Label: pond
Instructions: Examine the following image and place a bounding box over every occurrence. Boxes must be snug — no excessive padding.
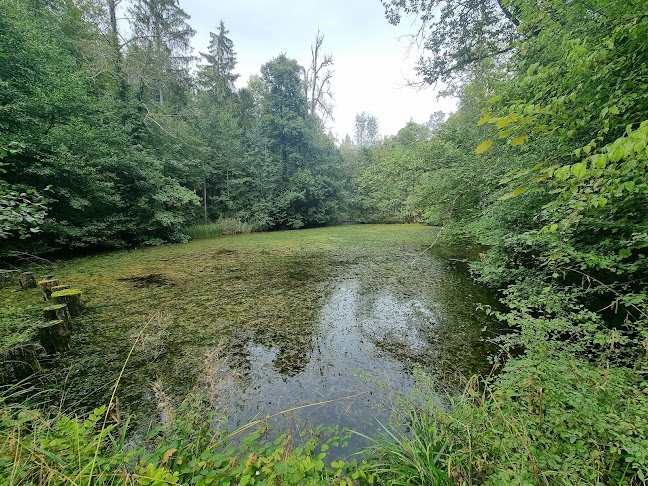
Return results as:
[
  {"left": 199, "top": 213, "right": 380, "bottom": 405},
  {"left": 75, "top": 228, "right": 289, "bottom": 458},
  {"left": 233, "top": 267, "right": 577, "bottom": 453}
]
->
[{"left": 1, "top": 225, "right": 503, "bottom": 450}]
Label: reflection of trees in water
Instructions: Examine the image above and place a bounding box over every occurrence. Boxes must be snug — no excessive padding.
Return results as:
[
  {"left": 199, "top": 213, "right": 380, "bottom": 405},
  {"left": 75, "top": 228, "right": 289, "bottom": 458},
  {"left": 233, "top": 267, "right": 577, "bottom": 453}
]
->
[{"left": 344, "top": 252, "right": 502, "bottom": 382}]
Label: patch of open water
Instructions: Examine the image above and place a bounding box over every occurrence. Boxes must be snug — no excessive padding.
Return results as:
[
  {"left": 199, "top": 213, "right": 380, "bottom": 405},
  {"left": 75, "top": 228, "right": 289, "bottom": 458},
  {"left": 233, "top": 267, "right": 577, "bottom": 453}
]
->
[{"left": 216, "top": 248, "right": 503, "bottom": 450}]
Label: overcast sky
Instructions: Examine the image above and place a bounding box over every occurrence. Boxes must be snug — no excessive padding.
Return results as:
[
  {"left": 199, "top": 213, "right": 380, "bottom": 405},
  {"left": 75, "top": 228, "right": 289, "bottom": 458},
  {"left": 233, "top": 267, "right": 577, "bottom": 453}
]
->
[{"left": 179, "top": 0, "right": 457, "bottom": 140}]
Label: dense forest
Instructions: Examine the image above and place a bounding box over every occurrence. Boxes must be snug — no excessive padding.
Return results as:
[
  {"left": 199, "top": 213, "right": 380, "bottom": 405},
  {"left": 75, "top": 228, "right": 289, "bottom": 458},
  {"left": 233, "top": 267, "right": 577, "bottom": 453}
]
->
[
  {"left": 2, "top": 0, "right": 648, "bottom": 484},
  {"left": 1, "top": 0, "right": 348, "bottom": 253}
]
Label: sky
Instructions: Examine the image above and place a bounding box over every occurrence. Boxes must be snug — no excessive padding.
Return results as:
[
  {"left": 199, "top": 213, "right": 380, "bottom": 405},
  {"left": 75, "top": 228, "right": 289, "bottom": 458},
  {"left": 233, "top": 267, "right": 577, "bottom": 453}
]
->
[{"left": 179, "top": 0, "right": 457, "bottom": 140}]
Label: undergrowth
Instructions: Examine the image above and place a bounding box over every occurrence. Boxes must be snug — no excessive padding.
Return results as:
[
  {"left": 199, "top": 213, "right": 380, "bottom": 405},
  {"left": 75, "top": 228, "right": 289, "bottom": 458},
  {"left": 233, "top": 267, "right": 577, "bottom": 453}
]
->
[
  {"left": 185, "top": 218, "right": 258, "bottom": 240},
  {"left": 0, "top": 395, "right": 374, "bottom": 486}
]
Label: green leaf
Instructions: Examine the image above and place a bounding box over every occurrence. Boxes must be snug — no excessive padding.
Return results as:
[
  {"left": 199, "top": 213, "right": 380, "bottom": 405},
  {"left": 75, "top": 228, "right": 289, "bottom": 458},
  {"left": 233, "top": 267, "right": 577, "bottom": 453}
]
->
[
  {"left": 477, "top": 114, "right": 491, "bottom": 125},
  {"left": 624, "top": 181, "right": 635, "bottom": 191},
  {"left": 498, "top": 187, "right": 526, "bottom": 200},
  {"left": 570, "top": 162, "right": 587, "bottom": 179},
  {"left": 512, "top": 135, "right": 527, "bottom": 146},
  {"left": 476, "top": 140, "right": 493, "bottom": 153},
  {"left": 497, "top": 117, "right": 513, "bottom": 128}
]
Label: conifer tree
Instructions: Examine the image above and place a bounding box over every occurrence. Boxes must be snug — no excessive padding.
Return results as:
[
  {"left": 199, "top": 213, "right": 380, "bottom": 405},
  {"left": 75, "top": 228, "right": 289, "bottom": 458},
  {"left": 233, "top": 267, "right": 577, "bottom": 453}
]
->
[
  {"left": 127, "top": 0, "right": 195, "bottom": 107},
  {"left": 198, "top": 20, "right": 239, "bottom": 105}
]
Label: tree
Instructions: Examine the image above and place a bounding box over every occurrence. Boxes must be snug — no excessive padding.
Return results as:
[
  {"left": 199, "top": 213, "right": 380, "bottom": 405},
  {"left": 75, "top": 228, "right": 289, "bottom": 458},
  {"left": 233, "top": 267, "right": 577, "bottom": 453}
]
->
[
  {"left": 127, "top": 0, "right": 195, "bottom": 107},
  {"left": 260, "top": 54, "right": 310, "bottom": 181},
  {"left": 197, "top": 20, "right": 239, "bottom": 106},
  {"left": 381, "top": 0, "right": 521, "bottom": 85},
  {"left": 353, "top": 112, "right": 381, "bottom": 148},
  {"left": 304, "top": 29, "right": 334, "bottom": 126},
  {"left": 255, "top": 54, "right": 342, "bottom": 229}
]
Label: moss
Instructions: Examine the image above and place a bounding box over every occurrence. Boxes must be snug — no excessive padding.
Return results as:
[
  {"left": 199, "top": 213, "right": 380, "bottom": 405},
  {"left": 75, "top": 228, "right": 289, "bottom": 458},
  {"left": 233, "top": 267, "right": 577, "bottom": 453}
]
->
[
  {"left": 51, "top": 289, "right": 82, "bottom": 298},
  {"left": 37, "top": 279, "right": 58, "bottom": 286},
  {"left": 42, "top": 319, "right": 65, "bottom": 328},
  {"left": 44, "top": 304, "right": 67, "bottom": 311}
]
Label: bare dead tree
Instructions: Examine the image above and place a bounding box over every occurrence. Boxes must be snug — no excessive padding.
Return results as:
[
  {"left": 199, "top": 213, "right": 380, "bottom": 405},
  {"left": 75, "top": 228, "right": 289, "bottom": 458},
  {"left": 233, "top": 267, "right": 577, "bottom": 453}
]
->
[{"left": 305, "top": 29, "right": 335, "bottom": 127}]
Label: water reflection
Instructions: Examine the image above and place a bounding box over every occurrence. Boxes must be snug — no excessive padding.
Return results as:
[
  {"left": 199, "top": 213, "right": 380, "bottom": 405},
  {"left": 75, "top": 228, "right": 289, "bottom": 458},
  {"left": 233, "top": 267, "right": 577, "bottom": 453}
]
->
[{"left": 221, "top": 250, "right": 502, "bottom": 442}]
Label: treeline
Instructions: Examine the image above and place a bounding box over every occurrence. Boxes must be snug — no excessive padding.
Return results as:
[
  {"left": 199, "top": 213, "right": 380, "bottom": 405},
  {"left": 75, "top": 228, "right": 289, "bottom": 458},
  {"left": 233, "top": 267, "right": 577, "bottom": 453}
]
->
[{"left": 0, "top": 0, "right": 348, "bottom": 254}]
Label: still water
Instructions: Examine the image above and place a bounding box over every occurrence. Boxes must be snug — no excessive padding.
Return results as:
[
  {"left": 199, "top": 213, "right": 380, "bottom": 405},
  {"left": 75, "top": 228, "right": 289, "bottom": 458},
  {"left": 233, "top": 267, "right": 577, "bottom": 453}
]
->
[
  {"left": 208, "top": 239, "right": 502, "bottom": 442},
  {"left": 38, "top": 226, "right": 502, "bottom": 449}
]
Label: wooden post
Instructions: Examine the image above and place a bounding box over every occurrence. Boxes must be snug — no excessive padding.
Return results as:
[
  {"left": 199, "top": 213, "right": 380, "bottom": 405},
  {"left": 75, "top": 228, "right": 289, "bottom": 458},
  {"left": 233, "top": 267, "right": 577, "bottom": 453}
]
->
[
  {"left": 19, "top": 272, "right": 37, "bottom": 289},
  {"left": 52, "top": 289, "right": 84, "bottom": 316},
  {"left": 0, "top": 270, "right": 18, "bottom": 288},
  {"left": 37, "top": 279, "right": 60, "bottom": 301},
  {"left": 8, "top": 343, "right": 42, "bottom": 380},
  {"left": 39, "top": 320, "right": 71, "bottom": 355},
  {"left": 44, "top": 304, "right": 72, "bottom": 327},
  {"left": 40, "top": 274, "right": 54, "bottom": 281},
  {"left": 51, "top": 284, "right": 71, "bottom": 293}
]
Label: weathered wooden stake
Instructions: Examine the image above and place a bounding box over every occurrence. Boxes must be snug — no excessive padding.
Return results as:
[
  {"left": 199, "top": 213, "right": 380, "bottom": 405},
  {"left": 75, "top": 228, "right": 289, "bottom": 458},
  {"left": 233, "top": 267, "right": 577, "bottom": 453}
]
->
[
  {"left": 0, "top": 270, "right": 18, "bottom": 288},
  {"left": 8, "top": 342, "right": 42, "bottom": 380},
  {"left": 52, "top": 289, "right": 84, "bottom": 316},
  {"left": 19, "top": 272, "right": 37, "bottom": 289},
  {"left": 51, "top": 284, "right": 71, "bottom": 293},
  {"left": 44, "top": 303, "right": 72, "bottom": 327},
  {"left": 38, "top": 320, "right": 71, "bottom": 355},
  {"left": 37, "top": 279, "right": 60, "bottom": 301}
]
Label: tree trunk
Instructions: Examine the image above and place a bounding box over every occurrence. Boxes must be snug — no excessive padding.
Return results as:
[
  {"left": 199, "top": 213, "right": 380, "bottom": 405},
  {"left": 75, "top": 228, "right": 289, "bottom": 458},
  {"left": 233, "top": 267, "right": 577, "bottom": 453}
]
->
[
  {"left": 37, "top": 279, "right": 60, "bottom": 301},
  {"left": 8, "top": 342, "right": 42, "bottom": 380},
  {"left": 44, "top": 304, "right": 72, "bottom": 327},
  {"left": 52, "top": 289, "right": 84, "bottom": 316},
  {"left": 19, "top": 272, "right": 37, "bottom": 289},
  {"left": 39, "top": 320, "right": 71, "bottom": 355},
  {"left": 204, "top": 177, "right": 208, "bottom": 223}
]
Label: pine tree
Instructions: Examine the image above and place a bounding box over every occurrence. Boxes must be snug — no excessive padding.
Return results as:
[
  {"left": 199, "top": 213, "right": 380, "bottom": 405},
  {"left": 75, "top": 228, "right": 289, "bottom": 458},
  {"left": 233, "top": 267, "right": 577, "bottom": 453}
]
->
[
  {"left": 127, "top": 0, "right": 195, "bottom": 107},
  {"left": 197, "top": 20, "right": 239, "bottom": 105}
]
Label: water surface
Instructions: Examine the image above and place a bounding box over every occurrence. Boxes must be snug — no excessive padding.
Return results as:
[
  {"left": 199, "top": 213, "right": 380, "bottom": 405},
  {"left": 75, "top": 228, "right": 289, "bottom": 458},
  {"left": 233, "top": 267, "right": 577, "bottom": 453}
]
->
[{"left": 4, "top": 225, "right": 502, "bottom": 448}]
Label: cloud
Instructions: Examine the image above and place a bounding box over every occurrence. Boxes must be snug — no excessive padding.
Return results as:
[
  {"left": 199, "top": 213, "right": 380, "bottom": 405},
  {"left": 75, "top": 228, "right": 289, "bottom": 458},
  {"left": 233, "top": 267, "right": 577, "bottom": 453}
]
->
[{"left": 181, "top": 0, "right": 457, "bottom": 138}]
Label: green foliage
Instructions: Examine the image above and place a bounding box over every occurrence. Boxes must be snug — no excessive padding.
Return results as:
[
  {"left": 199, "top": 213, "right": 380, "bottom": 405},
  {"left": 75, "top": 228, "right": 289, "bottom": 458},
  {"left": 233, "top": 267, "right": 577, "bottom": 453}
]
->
[
  {"left": 375, "top": 0, "right": 648, "bottom": 484},
  {"left": 377, "top": 360, "right": 648, "bottom": 485},
  {"left": 0, "top": 1, "right": 347, "bottom": 255},
  {"left": 185, "top": 219, "right": 259, "bottom": 239},
  {"left": 0, "top": 398, "right": 374, "bottom": 486},
  {"left": 0, "top": 138, "right": 48, "bottom": 240},
  {"left": 360, "top": 407, "right": 452, "bottom": 485}
]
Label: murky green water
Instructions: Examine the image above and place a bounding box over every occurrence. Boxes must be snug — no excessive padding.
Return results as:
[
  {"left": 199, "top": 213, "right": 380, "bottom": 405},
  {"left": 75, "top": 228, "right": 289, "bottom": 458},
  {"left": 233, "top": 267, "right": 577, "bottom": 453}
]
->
[
  {"left": 2, "top": 225, "right": 503, "bottom": 450},
  {"left": 216, "top": 240, "right": 502, "bottom": 444}
]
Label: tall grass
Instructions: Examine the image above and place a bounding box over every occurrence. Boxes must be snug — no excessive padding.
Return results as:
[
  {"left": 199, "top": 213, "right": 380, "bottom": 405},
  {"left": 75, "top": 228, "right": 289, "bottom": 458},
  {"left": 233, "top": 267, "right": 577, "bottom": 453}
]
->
[
  {"left": 359, "top": 408, "right": 453, "bottom": 485},
  {"left": 184, "top": 218, "right": 258, "bottom": 240}
]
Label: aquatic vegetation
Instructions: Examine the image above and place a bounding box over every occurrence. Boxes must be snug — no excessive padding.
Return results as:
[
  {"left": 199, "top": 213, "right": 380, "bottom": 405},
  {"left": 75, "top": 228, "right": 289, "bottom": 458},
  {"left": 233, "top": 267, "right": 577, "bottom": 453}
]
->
[{"left": 0, "top": 225, "right": 500, "bottom": 436}]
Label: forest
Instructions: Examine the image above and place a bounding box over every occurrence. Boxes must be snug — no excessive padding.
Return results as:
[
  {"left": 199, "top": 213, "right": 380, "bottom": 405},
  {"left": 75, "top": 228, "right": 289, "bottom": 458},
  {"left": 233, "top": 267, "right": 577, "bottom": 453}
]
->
[{"left": 1, "top": 0, "right": 648, "bottom": 484}]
